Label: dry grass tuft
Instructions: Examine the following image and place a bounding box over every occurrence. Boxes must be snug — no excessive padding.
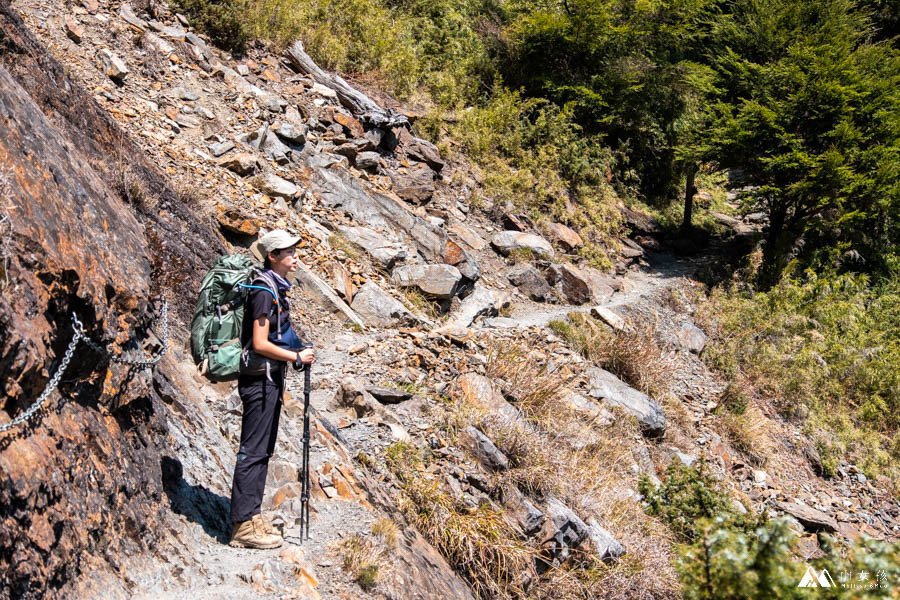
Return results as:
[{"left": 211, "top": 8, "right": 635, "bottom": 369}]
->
[
  {"left": 327, "top": 232, "right": 364, "bottom": 262},
  {"left": 112, "top": 159, "right": 155, "bottom": 210},
  {"left": 480, "top": 336, "right": 679, "bottom": 597},
  {"left": 338, "top": 518, "right": 401, "bottom": 592},
  {"left": 384, "top": 441, "right": 535, "bottom": 599},
  {"left": 337, "top": 533, "right": 390, "bottom": 591},
  {"left": 174, "top": 182, "right": 205, "bottom": 207},
  {"left": 371, "top": 517, "right": 400, "bottom": 548},
  {"left": 401, "top": 287, "right": 442, "bottom": 321},
  {"left": 550, "top": 313, "right": 673, "bottom": 397},
  {"left": 716, "top": 403, "right": 774, "bottom": 467},
  {"left": 507, "top": 247, "right": 537, "bottom": 264},
  {"left": 438, "top": 392, "right": 486, "bottom": 439},
  {"left": 485, "top": 341, "right": 577, "bottom": 425}
]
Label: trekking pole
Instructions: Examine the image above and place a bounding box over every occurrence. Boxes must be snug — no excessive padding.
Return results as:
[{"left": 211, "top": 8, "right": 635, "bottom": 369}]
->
[{"left": 298, "top": 343, "right": 314, "bottom": 542}]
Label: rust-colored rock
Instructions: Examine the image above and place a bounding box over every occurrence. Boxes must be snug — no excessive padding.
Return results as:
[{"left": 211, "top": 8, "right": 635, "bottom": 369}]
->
[
  {"left": 0, "top": 4, "right": 223, "bottom": 597},
  {"left": 333, "top": 111, "right": 365, "bottom": 138},
  {"left": 216, "top": 206, "right": 261, "bottom": 236},
  {"left": 546, "top": 222, "right": 583, "bottom": 252}
]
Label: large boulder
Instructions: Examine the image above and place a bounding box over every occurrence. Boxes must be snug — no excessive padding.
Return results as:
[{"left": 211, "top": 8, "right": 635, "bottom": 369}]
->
[
  {"left": 350, "top": 282, "right": 415, "bottom": 327},
  {"left": 445, "top": 285, "right": 498, "bottom": 329},
  {"left": 677, "top": 322, "right": 707, "bottom": 354},
  {"left": 591, "top": 306, "right": 626, "bottom": 332},
  {"left": 776, "top": 501, "right": 838, "bottom": 533},
  {"left": 558, "top": 264, "right": 615, "bottom": 305},
  {"left": 491, "top": 231, "right": 553, "bottom": 258},
  {"left": 585, "top": 367, "right": 666, "bottom": 437},
  {"left": 253, "top": 173, "right": 299, "bottom": 200},
  {"left": 586, "top": 517, "right": 626, "bottom": 561},
  {"left": 391, "top": 264, "right": 462, "bottom": 299},
  {"left": 337, "top": 225, "right": 408, "bottom": 270},
  {"left": 501, "top": 486, "right": 545, "bottom": 537},
  {"left": 541, "top": 499, "right": 625, "bottom": 565},
  {"left": 218, "top": 152, "right": 259, "bottom": 176},
  {"left": 390, "top": 162, "right": 435, "bottom": 204},
  {"left": 546, "top": 222, "right": 583, "bottom": 252},
  {"left": 398, "top": 128, "right": 445, "bottom": 171},
  {"left": 507, "top": 265, "right": 551, "bottom": 302}
]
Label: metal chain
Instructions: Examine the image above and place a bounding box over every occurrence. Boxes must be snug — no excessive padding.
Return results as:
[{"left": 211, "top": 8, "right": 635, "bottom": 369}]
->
[
  {"left": 0, "top": 301, "right": 169, "bottom": 434},
  {"left": 0, "top": 321, "right": 83, "bottom": 434},
  {"left": 81, "top": 301, "right": 169, "bottom": 366}
]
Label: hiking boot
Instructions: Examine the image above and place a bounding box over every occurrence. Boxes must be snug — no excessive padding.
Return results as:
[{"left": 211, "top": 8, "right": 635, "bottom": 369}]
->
[
  {"left": 229, "top": 515, "right": 283, "bottom": 549},
  {"left": 260, "top": 513, "right": 282, "bottom": 537}
]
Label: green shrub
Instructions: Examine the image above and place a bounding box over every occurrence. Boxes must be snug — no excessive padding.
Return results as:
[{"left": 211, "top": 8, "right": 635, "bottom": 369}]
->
[
  {"left": 679, "top": 519, "right": 900, "bottom": 600},
  {"left": 644, "top": 462, "right": 900, "bottom": 599},
  {"left": 697, "top": 271, "right": 900, "bottom": 482},
  {"left": 639, "top": 460, "right": 747, "bottom": 543},
  {"left": 172, "top": 0, "right": 249, "bottom": 54}
]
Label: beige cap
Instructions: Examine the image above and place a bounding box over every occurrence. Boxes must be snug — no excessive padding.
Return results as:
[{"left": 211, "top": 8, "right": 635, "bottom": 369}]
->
[{"left": 250, "top": 229, "right": 301, "bottom": 261}]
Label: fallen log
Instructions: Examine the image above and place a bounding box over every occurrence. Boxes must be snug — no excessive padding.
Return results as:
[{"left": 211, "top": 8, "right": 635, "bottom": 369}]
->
[{"left": 284, "top": 41, "right": 409, "bottom": 129}]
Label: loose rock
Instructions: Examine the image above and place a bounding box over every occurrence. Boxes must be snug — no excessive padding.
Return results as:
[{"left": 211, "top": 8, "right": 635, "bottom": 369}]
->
[
  {"left": 491, "top": 230, "right": 554, "bottom": 258},
  {"left": 586, "top": 367, "right": 666, "bottom": 437}
]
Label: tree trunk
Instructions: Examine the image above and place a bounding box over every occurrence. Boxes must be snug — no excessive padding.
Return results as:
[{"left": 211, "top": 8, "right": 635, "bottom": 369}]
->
[
  {"left": 284, "top": 42, "right": 408, "bottom": 130},
  {"left": 759, "top": 202, "right": 789, "bottom": 289},
  {"left": 682, "top": 163, "right": 697, "bottom": 230}
]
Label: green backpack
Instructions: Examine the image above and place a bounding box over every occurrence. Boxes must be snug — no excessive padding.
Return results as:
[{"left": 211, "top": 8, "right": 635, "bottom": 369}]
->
[{"left": 190, "top": 254, "right": 260, "bottom": 380}]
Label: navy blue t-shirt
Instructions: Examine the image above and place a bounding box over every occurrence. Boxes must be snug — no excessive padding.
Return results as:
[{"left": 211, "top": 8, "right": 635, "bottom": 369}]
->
[{"left": 240, "top": 283, "right": 289, "bottom": 348}]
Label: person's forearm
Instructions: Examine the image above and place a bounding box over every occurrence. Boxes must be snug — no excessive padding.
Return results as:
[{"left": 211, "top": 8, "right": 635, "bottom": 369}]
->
[{"left": 252, "top": 339, "right": 298, "bottom": 362}]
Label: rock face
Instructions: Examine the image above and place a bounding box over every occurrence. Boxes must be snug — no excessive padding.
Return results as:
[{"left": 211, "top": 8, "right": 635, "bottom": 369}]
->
[
  {"left": 310, "top": 166, "right": 447, "bottom": 261},
  {"left": 585, "top": 367, "right": 666, "bottom": 437},
  {"left": 0, "top": 6, "right": 223, "bottom": 595}
]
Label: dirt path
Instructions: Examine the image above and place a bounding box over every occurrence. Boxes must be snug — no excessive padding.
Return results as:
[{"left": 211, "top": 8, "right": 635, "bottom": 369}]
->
[{"left": 489, "top": 251, "right": 702, "bottom": 331}]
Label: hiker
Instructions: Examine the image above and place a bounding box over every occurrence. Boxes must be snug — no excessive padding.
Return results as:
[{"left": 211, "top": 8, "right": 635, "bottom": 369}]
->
[{"left": 229, "top": 229, "right": 315, "bottom": 549}]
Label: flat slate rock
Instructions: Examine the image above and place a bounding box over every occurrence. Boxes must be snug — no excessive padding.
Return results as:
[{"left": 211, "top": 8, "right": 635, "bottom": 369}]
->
[
  {"left": 586, "top": 366, "right": 666, "bottom": 437},
  {"left": 776, "top": 501, "right": 838, "bottom": 533},
  {"left": 366, "top": 386, "right": 413, "bottom": 404}
]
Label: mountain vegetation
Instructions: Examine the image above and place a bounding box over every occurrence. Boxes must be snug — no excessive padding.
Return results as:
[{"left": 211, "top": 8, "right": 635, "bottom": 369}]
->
[{"left": 171, "top": 0, "right": 899, "bottom": 592}]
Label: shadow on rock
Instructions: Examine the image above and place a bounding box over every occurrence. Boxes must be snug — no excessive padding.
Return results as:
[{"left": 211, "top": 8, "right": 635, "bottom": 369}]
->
[{"left": 161, "top": 455, "right": 231, "bottom": 544}]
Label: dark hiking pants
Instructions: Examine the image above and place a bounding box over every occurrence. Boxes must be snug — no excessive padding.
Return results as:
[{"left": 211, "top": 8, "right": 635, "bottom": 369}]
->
[{"left": 230, "top": 369, "right": 284, "bottom": 523}]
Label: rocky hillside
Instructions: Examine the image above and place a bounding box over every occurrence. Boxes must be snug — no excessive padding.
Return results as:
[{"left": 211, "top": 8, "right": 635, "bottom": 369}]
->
[{"left": 0, "top": 0, "right": 896, "bottom": 598}]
